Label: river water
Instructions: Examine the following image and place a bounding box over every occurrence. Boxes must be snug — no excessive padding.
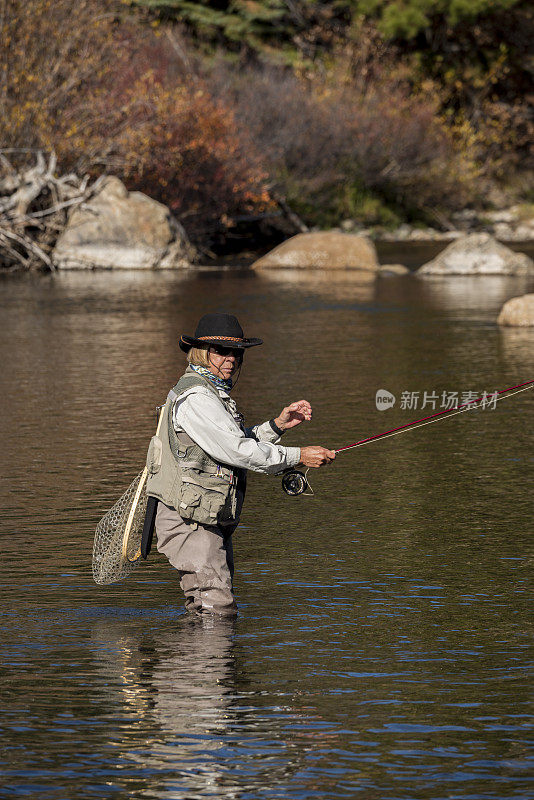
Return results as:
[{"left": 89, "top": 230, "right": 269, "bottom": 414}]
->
[{"left": 1, "top": 269, "right": 533, "bottom": 799}]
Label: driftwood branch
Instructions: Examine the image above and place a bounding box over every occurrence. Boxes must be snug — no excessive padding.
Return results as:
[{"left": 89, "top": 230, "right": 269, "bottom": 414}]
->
[
  {"left": 0, "top": 237, "right": 30, "bottom": 269},
  {"left": 0, "top": 226, "right": 55, "bottom": 270},
  {"left": 165, "top": 29, "right": 192, "bottom": 74},
  {"left": 428, "top": 207, "right": 456, "bottom": 232},
  {"left": 0, "top": 151, "right": 96, "bottom": 271},
  {"left": 270, "top": 190, "right": 310, "bottom": 233},
  {"left": 24, "top": 192, "right": 91, "bottom": 220}
]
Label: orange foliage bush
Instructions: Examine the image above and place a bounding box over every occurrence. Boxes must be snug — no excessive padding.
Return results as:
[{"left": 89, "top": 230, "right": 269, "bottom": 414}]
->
[
  {"left": 80, "top": 65, "right": 271, "bottom": 232},
  {"left": 0, "top": 1, "right": 270, "bottom": 238}
]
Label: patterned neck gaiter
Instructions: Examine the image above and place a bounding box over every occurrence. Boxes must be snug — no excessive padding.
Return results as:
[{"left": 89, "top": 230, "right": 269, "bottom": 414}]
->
[
  {"left": 190, "top": 364, "right": 244, "bottom": 426},
  {"left": 190, "top": 363, "right": 233, "bottom": 394}
]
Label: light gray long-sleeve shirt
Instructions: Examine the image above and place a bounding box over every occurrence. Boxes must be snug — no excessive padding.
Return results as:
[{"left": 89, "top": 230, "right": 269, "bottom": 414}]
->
[{"left": 172, "top": 386, "right": 301, "bottom": 474}]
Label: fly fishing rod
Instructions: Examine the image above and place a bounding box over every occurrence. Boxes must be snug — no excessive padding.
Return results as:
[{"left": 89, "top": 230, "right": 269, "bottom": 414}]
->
[{"left": 281, "top": 379, "right": 534, "bottom": 495}]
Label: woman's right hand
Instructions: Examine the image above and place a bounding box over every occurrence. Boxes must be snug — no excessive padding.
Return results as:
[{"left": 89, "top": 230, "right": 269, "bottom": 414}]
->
[{"left": 299, "top": 446, "right": 336, "bottom": 468}]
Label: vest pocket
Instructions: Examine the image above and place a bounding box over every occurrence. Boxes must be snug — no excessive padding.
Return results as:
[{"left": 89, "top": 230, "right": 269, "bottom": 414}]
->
[
  {"left": 177, "top": 475, "right": 235, "bottom": 526},
  {"left": 178, "top": 483, "right": 203, "bottom": 517},
  {"left": 146, "top": 436, "right": 163, "bottom": 475}
]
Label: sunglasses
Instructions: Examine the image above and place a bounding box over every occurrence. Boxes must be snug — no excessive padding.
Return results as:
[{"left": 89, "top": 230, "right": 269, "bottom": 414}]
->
[{"left": 209, "top": 345, "right": 244, "bottom": 359}]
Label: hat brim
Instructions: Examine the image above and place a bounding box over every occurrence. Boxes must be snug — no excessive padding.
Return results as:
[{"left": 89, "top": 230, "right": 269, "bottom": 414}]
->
[{"left": 179, "top": 335, "right": 263, "bottom": 353}]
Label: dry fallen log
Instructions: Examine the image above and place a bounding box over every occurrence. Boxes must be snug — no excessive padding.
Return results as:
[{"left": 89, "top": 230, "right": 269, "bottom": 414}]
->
[
  {"left": 0, "top": 150, "right": 96, "bottom": 271},
  {"left": 270, "top": 190, "right": 310, "bottom": 234}
]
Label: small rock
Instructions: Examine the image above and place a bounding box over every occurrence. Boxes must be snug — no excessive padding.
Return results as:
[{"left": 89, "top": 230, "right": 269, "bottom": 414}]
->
[
  {"left": 515, "top": 223, "right": 534, "bottom": 240},
  {"left": 407, "top": 229, "right": 428, "bottom": 241},
  {"left": 418, "top": 233, "right": 534, "bottom": 276},
  {"left": 483, "top": 209, "right": 517, "bottom": 224},
  {"left": 452, "top": 209, "right": 479, "bottom": 224},
  {"left": 396, "top": 224, "right": 412, "bottom": 240},
  {"left": 251, "top": 231, "right": 379, "bottom": 271},
  {"left": 379, "top": 263, "right": 410, "bottom": 275},
  {"left": 493, "top": 222, "right": 515, "bottom": 240},
  {"left": 497, "top": 294, "right": 534, "bottom": 326}
]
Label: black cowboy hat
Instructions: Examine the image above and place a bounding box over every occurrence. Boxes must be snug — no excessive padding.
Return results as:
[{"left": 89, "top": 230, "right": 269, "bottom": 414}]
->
[{"left": 179, "top": 312, "right": 263, "bottom": 353}]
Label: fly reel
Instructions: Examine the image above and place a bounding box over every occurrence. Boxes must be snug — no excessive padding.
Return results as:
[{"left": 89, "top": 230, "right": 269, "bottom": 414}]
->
[{"left": 281, "top": 469, "right": 310, "bottom": 496}]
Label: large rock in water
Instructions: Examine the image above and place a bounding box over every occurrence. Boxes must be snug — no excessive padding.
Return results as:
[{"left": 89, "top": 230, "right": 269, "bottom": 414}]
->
[
  {"left": 418, "top": 233, "right": 533, "bottom": 276},
  {"left": 252, "top": 231, "right": 379, "bottom": 271},
  {"left": 53, "top": 176, "right": 195, "bottom": 269},
  {"left": 497, "top": 294, "right": 534, "bottom": 326}
]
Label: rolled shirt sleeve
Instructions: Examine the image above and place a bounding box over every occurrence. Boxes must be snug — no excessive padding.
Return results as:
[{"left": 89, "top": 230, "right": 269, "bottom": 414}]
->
[{"left": 172, "top": 388, "right": 301, "bottom": 475}]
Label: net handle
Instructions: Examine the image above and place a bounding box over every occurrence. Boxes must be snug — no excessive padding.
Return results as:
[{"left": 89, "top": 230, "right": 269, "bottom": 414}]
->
[{"left": 121, "top": 406, "right": 167, "bottom": 560}]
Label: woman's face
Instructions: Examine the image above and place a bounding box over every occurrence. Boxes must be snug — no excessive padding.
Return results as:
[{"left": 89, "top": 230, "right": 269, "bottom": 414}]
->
[{"left": 207, "top": 345, "right": 243, "bottom": 380}]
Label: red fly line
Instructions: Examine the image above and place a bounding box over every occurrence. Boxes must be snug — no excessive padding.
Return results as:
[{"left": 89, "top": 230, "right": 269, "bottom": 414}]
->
[{"left": 335, "top": 379, "right": 534, "bottom": 454}]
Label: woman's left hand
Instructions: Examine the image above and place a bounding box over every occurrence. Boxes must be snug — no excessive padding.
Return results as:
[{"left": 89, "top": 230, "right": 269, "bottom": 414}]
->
[{"left": 274, "top": 400, "right": 312, "bottom": 431}]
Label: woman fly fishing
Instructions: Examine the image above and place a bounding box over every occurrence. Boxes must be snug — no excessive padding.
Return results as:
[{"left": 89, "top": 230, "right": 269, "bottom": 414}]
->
[{"left": 146, "top": 312, "right": 335, "bottom": 616}]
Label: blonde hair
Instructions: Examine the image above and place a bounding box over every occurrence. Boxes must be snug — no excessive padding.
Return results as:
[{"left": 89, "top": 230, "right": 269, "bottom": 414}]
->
[{"left": 187, "top": 345, "right": 210, "bottom": 367}]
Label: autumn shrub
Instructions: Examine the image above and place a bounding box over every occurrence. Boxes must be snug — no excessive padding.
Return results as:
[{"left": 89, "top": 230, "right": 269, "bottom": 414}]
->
[
  {"left": 2, "top": 0, "right": 520, "bottom": 246},
  {"left": 209, "top": 62, "right": 480, "bottom": 227},
  {"left": 0, "top": 0, "right": 118, "bottom": 162},
  {"left": 353, "top": 0, "right": 533, "bottom": 169},
  {"left": 58, "top": 40, "right": 271, "bottom": 235},
  {"left": 0, "top": 1, "right": 270, "bottom": 239},
  {"left": 141, "top": 0, "right": 532, "bottom": 199}
]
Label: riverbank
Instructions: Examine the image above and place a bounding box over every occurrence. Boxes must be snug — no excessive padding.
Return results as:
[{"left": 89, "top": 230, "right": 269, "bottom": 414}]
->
[
  {"left": 3, "top": 0, "right": 532, "bottom": 265},
  {"left": 343, "top": 205, "right": 534, "bottom": 246},
  {"left": 211, "top": 235, "right": 534, "bottom": 272},
  {"left": 1, "top": 156, "right": 533, "bottom": 273},
  {"left": 3, "top": 229, "right": 534, "bottom": 274}
]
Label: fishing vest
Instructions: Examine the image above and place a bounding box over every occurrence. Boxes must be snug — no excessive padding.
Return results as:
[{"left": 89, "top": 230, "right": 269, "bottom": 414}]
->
[{"left": 146, "top": 367, "right": 244, "bottom": 528}]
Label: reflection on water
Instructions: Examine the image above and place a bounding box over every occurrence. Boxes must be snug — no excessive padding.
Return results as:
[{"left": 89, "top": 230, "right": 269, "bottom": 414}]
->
[
  {"left": 412, "top": 274, "right": 533, "bottom": 315},
  {"left": 0, "top": 269, "right": 533, "bottom": 799},
  {"left": 256, "top": 268, "right": 376, "bottom": 298},
  {"left": 498, "top": 327, "right": 534, "bottom": 372},
  {"left": 91, "top": 616, "right": 239, "bottom": 799}
]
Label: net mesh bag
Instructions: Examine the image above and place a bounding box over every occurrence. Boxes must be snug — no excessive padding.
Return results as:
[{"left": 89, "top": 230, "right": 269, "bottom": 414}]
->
[{"left": 92, "top": 470, "right": 149, "bottom": 585}]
